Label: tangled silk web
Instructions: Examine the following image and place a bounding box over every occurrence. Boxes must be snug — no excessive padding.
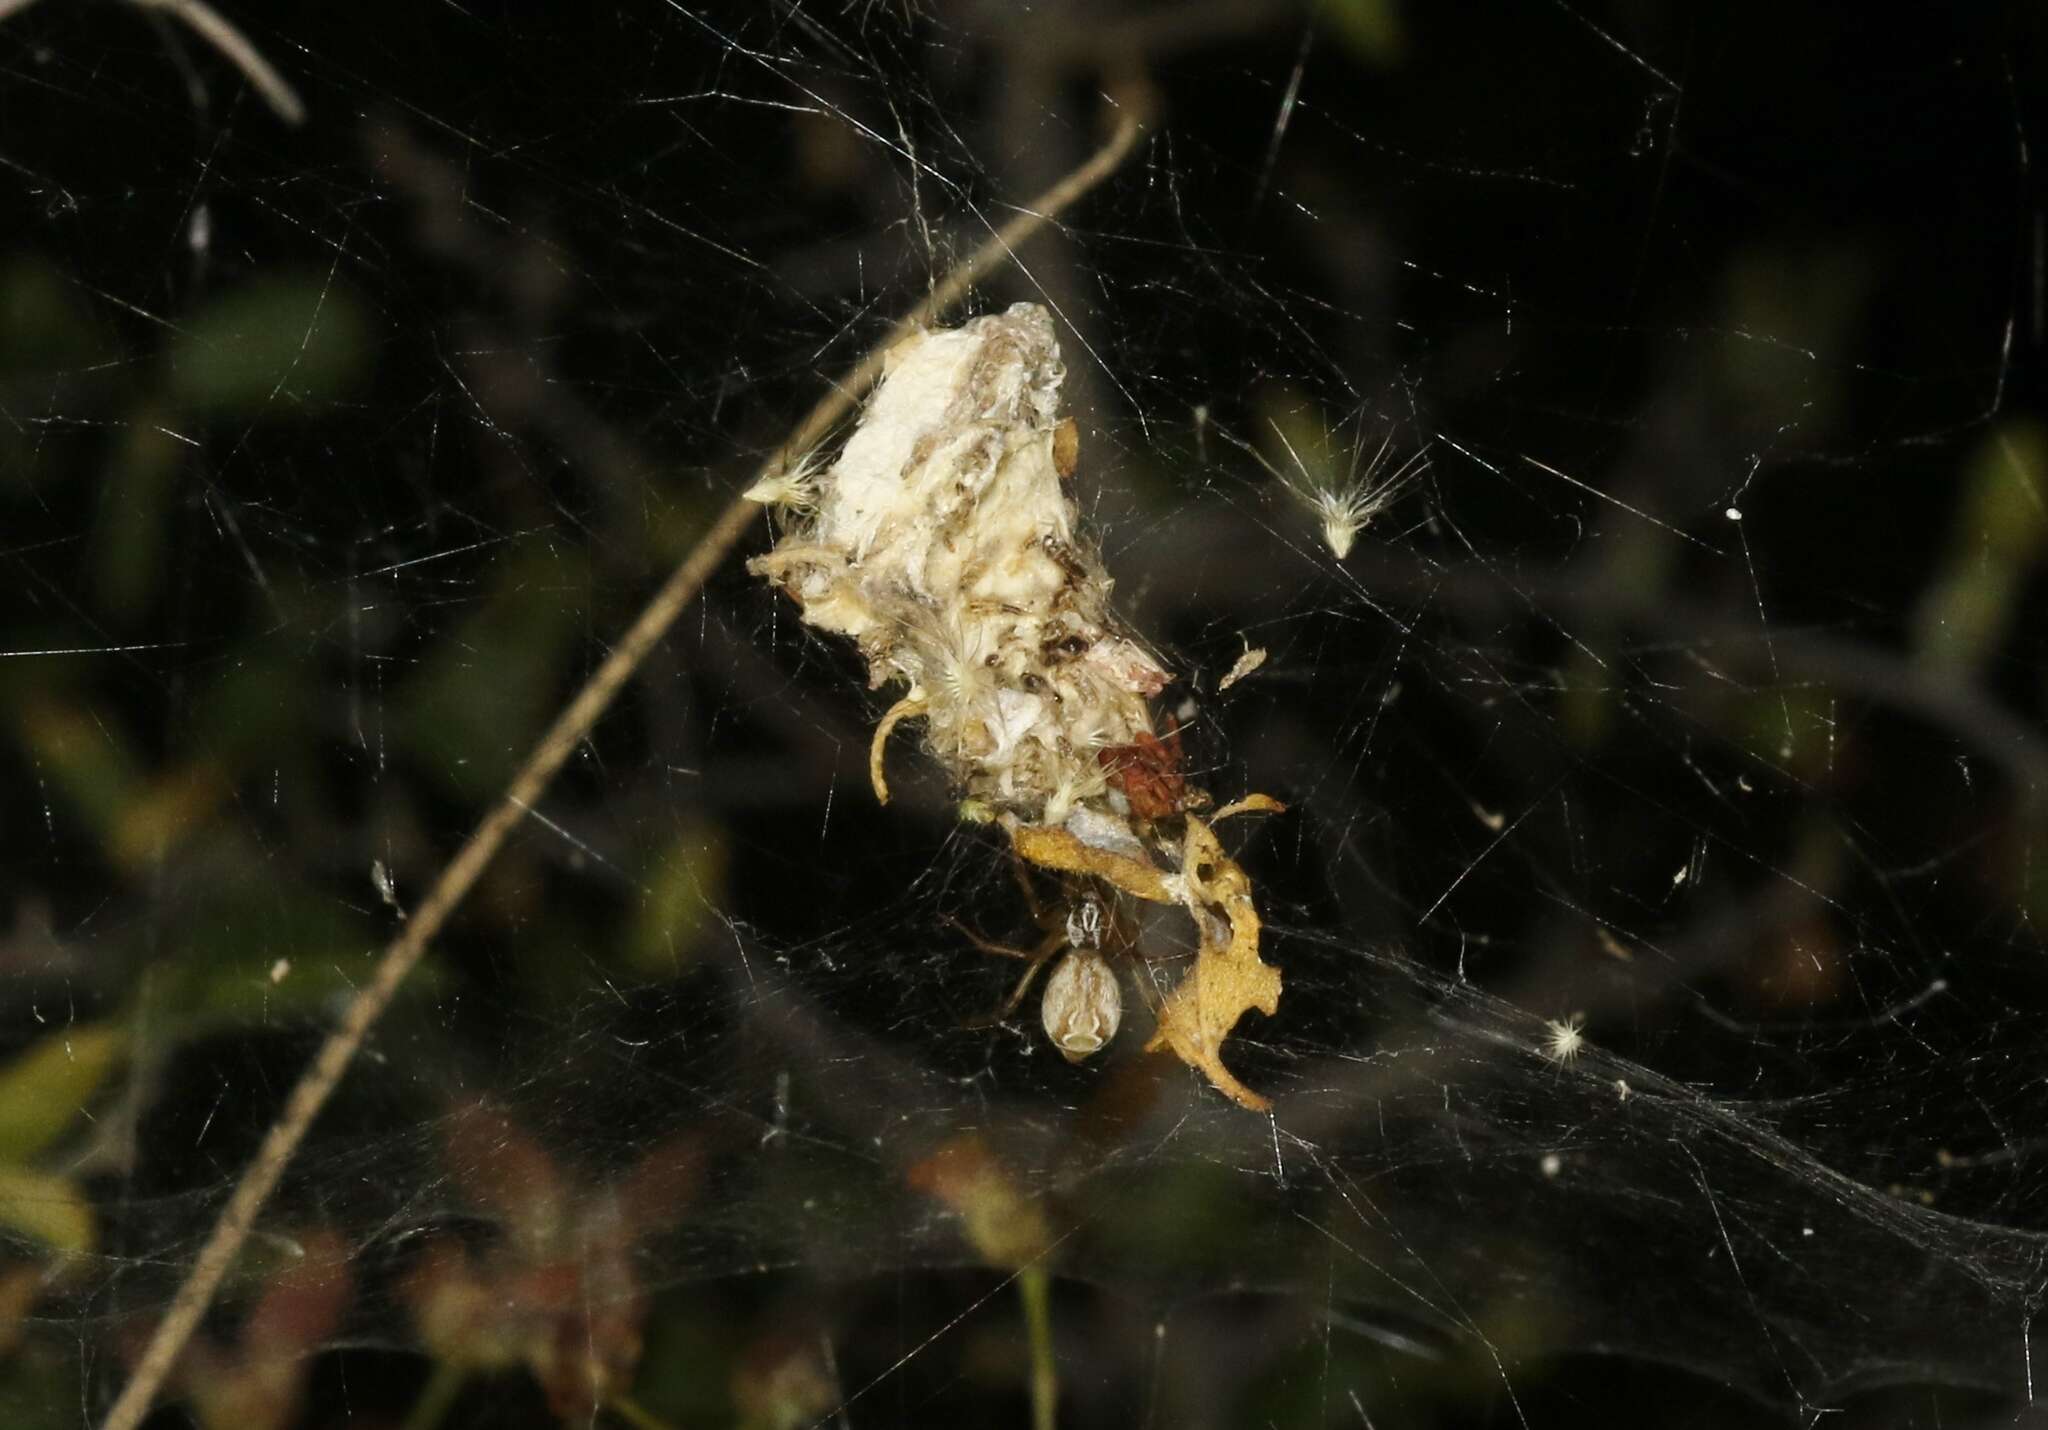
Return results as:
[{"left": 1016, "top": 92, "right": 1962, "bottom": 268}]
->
[{"left": 4, "top": 3, "right": 2048, "bottom": 1427}]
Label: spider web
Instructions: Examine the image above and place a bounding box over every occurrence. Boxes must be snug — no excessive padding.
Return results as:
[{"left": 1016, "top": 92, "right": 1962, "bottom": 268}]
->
[{"left": 1, "top": 2, "right": 2044, "bottom": 1426}]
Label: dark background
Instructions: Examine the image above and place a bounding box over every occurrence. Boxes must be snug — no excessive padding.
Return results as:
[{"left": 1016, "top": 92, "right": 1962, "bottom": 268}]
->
[{"left": 2, "top": 2, "right": 2046, "bottom": 1426}]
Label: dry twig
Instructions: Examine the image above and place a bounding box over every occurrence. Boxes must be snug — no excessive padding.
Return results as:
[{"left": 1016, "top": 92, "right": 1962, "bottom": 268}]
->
[{"left": 0, "top": 0, "right": 305, "bottom": 123}]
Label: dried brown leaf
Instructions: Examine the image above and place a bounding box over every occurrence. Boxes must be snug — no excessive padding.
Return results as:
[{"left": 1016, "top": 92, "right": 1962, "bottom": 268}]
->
[
  {"left": 1008, "top": 824, "right": 1175, "bottom": 904},
  {"left": 1143, "top": 815, "right": 1282, "bottom": 1112}
]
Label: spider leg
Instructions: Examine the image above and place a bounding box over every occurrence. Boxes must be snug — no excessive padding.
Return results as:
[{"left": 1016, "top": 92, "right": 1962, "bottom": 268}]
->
[
  {"left": 966, "top": 948, "right": 1060, "bottom": 1029},
  {"left": 943, "top": 914, "right": 1053, "bottom": 961},
  {"left": 1006, "top": 844, "right": 1049, "bottom": 924},
  {"left": 945, "top": 917, "right": 1066, "bottom": 1029}
]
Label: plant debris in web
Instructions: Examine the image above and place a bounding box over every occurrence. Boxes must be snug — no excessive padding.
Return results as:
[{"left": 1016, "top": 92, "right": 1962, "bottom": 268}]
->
[{"left": 748, "top": 302, "right": 1283, "bottom": 1109}]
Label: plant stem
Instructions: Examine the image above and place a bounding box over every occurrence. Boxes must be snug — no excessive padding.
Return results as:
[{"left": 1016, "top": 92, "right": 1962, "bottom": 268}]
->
[
  {"left": 1020, "top": 1265, "right": 1058, "bottom": 1430},
  {"left": 397, "top": 1362, "right": 468, "bottom": 1430},
  {"left": 605, "top": 1390, "right": 680, "bottom": 1430}
]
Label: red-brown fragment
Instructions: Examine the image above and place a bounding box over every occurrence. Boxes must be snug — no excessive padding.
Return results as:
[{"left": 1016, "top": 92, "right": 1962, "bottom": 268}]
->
[{"left": 1098, "top": 722, "right": 1187, "bottom": 820}]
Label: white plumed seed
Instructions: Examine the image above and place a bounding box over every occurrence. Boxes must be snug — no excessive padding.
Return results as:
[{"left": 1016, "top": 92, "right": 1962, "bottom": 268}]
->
[
  {"left": 1041, "top": 950, "right": 1122, "bottom": 1062},
  {"left": 1256, "top": 416, "right": 1428, "bottom": 561},
  {"left": 1541, "top": 1013, "right": 1586, "bottom": 1064}
]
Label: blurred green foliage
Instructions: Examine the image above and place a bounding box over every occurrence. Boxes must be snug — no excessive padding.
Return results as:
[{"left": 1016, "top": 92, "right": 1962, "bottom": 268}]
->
[
  {"left": 1323, "top": 0, "right": 1406, "bottom": 67},
  {"left": 1913, "top": 418, "right": 2048, "bottom": 671},
  {"left": 165, "top": 273, "right": 371, "bottom": 418},
  {"left": 0, "top": 1023, "right": 120, "bottom": 1254},
  {"left": 627, "top": 823, "right": 727, "bottom": 979},
  {"left": 400, "top": 549, "right": 590, "bottom": 798}
]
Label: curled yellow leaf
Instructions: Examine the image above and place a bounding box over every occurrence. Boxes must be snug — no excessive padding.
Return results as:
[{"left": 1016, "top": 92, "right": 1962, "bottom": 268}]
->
[{"left": 1143, "top": 815, "right": 1281, "bottom": 1112}]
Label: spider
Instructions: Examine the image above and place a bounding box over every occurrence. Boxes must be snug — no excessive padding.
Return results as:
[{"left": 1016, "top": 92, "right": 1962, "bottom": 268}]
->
[{"left": 949, "top": 866, "right": 1144, "bottom": 1063}]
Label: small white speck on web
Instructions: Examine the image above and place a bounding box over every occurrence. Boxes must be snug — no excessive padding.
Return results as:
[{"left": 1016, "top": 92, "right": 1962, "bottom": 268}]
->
[
  {"left": 1725, "top": 506, "right": 1743, "bottom": 521},
  {"left": 1614, "top": 1079, "right": 1631, "bottom": 1102},
  {"left": 761, "top": 1069, "right": 791, "bottom": 1147},
  {"left": 269, "top": 959, "right": 291, "bottom": 985},
  {"left": 371, "top": 859, "right": 406, "bottom": 918},
  {"left": 1218, "top": 642, "right": 1267, "bottom": 691},
  {"left": 1540, "top": 1153, "right": 1562, "bottom": 1178}
]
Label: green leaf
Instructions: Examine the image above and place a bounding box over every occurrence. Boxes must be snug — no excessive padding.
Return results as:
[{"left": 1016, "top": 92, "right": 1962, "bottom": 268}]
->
[
  {"left": 0, "top": 256, "right": 104, "bottom": 380},
  {"left": 166, "top": 273, "right": 370, "bottom": 416},
  {"left": 0, "top": 1167, "right": 96, "bottom": 1254},
  {"left": 1323, "top": 0, "right": 1406, "bottom": 67},
  {"left": 92, "top": 399, "right": 187, "bottom": 619},
  {"left": 11, "top": 698, "right": 141, "bottom": 845},
  {"left": 1913, "top": 418, "right": 2048, "bottom": 672},
  {"left": 627, "top": 824, "right": 727, "bottom": 978},
  {"left": 0, "top": 1023, "right": 124, "bottom": 1166},
  {"left": 158, "top": 877, "right": 416, "bottom": 1032},
  {"left": 400, "top": 549, "right": 588, "bottom": 798}
]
